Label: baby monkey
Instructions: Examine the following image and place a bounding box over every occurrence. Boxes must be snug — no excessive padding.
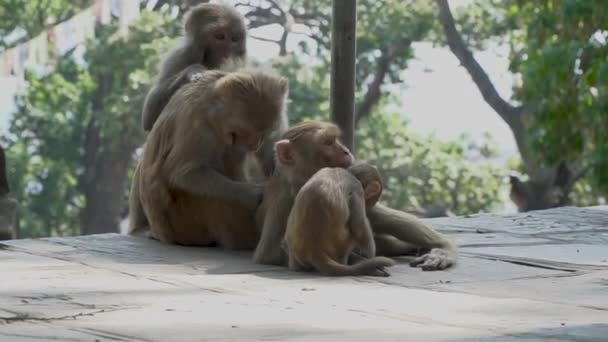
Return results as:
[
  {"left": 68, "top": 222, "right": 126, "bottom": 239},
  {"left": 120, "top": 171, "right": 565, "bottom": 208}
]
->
[{"left": 283, "top": 163, "right": 395, "bottom": 277}]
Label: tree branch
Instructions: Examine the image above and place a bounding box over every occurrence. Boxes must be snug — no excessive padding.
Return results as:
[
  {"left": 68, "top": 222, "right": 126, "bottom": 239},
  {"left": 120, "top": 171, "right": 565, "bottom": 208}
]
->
[
  {"left": 435, "top": 0, "right": 532, "bottom": 168},
  {"left": 355, "top": 41, "right": 410, "bottom": 126},
  {"left": 436, "top": 0, "right": 522, "bottom": 123}
]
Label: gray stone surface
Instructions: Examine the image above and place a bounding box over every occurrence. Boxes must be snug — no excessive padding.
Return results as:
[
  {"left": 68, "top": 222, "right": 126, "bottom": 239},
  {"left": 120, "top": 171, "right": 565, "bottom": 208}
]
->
[{"left": 1, "top": 206, "right": 607, "bottom": 341}]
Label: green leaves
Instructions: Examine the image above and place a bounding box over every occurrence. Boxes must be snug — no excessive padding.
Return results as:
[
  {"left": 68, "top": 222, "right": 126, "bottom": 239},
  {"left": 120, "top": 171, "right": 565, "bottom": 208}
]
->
[{"left": 5, "top": 9, "right": 181, "bottom": 237}]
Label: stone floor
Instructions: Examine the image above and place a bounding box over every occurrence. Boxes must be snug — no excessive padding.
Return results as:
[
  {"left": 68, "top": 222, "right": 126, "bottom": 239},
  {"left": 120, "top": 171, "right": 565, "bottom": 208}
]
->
[{"left": 1, "top": 206, "right": 607, "bottom": 341}]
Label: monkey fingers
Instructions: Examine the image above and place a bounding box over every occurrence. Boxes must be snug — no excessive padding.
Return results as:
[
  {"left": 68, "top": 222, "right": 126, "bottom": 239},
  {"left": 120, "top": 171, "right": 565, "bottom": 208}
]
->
[
  {"left": 409, "top": 248, "right": 455, "bottom": 271},
  {"left": 372, "top": 267, "right": 391, "bottom": 277}
]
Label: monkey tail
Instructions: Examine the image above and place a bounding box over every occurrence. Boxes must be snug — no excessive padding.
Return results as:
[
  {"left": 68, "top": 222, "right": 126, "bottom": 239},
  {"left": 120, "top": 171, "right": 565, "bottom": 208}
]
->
[{"left": 313, "top": 254, "right": 395, "bottom": 277}]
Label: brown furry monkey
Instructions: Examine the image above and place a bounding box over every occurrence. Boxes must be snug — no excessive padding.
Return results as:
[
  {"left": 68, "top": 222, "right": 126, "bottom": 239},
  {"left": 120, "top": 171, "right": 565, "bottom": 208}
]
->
[
  {"left": 284, "top": 163, "right": 395, "bottom": 276},
  {"left": 0, "top": 145, "right": 19, "bottom": 240},
  {"left": 253, "top": 121, "right": 354, "bottom": 265},
  {"left": 142, "top": 2, "right": 247, "bottom": 132},
  {"left": 138, "top": 68, "right": 288, "bottom": 247}
]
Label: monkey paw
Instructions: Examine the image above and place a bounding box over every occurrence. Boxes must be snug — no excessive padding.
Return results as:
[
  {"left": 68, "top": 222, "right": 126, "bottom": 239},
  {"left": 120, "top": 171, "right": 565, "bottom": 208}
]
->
[
  {"left": 410, "top": 248, "right": 455, "bottom": 271},
  {"left": 371, "top": 267, "right": 391, "bottom": 277}
]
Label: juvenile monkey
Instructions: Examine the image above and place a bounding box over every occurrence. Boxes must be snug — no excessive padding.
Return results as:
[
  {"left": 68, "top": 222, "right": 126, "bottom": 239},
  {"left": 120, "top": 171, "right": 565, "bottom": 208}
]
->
[
  {"left": 0, "top": 145, "right": 19, "bottom": 240},
  {"left": 142, "top": 2, "right": 248, "bottom": 132},
  {"left": 138, "top": 68, "right": 288, "bottom": 247},
  {"left": 253, "top": 121, "right": 354, "bottom": 265},
  {"left": 284, "top": 163, "right": 395, "bottom": 276}
]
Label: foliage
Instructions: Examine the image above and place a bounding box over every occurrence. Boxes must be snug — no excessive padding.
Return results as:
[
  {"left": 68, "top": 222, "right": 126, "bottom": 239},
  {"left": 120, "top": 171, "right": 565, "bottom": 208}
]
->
[
  {"left": 4, "top": 10, "right": 181, "bottom": 237},
  {"left": 4, "top": 0, "right": 511, "bottom": 237},
  {"left": 455, "top": 0, "right": 608, "bottom": 196},
  {"left": 356, "top": 101, "right": 505, "bottom": 215},
  {"left": 0, "top": 0, "right": 92, "bottom": 49},
  {"left": 507, "top": 0, "right": 608, "bottom": 193}
]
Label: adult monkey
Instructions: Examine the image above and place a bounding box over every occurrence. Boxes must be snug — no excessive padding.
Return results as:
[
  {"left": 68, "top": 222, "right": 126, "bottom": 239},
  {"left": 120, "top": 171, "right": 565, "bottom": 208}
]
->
[
  {"left": 142, "top": 2, "right": 247, "bottom": 132},
  {"left": 139, "top": 68, "right": 289, "bottom": 247},
  {"left": 254, "top": 121, "right": 457, "bottom": 270}
]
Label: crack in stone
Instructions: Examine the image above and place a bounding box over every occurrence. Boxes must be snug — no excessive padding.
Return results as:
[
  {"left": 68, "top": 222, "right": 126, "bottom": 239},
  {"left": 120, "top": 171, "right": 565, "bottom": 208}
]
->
[{"left": 0, "top": 308, "right": 124, "bottom": 324}]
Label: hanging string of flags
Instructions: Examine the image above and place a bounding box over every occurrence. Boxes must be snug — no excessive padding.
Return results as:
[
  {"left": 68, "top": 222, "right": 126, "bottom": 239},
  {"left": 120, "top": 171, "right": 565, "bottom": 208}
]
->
[{"left": 0, "top": 0, "right": 140, "bottom": 80}]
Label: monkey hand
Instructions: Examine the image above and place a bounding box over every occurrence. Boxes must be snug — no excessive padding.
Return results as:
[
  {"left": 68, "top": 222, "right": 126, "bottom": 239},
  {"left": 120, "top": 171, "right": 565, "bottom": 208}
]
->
[
  {"left": 242, "top": 183, "right": 265, "bottom": 210},
  {"left": 409, "top": 248, "right": 456, "bottom": 271},
  {"left": 185, "top": 64, "right": 207, "bottom": 82}
]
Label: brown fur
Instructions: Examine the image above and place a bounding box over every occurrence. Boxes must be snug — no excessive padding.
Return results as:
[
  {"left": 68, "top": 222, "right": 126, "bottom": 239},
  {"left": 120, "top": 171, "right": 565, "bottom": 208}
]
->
[
  {"left": 367, "top": 204, "right": 457, "bottom": 270},
  {"left": 137, "top": 68, "right": 288, "bottom": 247},
  {"left": 253, "top": 121, "right": 354, "bottom": 265},
  {"left": 284, "top": 164, "right": 395, "bottom": 276},
  {"left": 142, "top": 2, "right": 247, "bottom": 132}
]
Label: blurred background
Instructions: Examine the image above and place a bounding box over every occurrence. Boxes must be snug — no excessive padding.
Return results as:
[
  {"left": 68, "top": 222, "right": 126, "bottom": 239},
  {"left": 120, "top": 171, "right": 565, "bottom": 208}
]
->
[{"left": 0, "top": 0, "right": 606, "bottom": 238}]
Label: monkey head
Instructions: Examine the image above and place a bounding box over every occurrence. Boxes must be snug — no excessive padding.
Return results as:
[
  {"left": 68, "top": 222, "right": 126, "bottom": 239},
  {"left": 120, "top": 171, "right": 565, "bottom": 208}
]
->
[
  {"left": 210, "top": 70, "right": 289, "bottom": 152},
  {"left": 509, "top": 161, "right": 572, "bottom": 212},
  {"left": 274, "top": 121, "right": 354, "bottom": 178},
  {"left": 185, "top": 3, "right": 247, "bottom": 69},
  {"left": 348, "top": 162, "right": 384, "bottom": 207}
]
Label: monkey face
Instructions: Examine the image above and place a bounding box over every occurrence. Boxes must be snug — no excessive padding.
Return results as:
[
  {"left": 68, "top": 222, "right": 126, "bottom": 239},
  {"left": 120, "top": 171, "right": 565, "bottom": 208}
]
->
[
  {"left": 317, "top": 135, "right": 354, "bottom": 168},
  {"left": 204, "top": 27, "right": 246, "bottom": 68}
]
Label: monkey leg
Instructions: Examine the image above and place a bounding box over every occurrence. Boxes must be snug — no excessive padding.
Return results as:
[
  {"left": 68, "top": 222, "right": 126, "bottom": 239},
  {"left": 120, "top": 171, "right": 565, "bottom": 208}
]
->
[
  {"left": 367, "top": 204, "right": 457, "bottom": 270},
  {"left": 373, "top": 234, "right": 420, "bottom": 257}
]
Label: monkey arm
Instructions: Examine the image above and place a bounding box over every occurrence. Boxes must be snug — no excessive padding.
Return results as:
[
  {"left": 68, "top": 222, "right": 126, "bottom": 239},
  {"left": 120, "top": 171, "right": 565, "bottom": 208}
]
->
[
  {"left": 169, "top": 164, "right": 262, "bottom": 210},
  {"left": 348, "top": 195, "right": 376, "bottom": 258},
  {"left": 367, "top": 204, "right": 457, "bottom": 270},
  {"left": 253, "top": 195, "right": 292, "bottom": 265},
  {"left": 142, "top": 65, "right": 208, "bottom": 131},
  {"left": 255, "top": 119, "right": 288, "bottom": 177},
  {"left": 367, "top": 204, "right": 454, "bottom": 249}
]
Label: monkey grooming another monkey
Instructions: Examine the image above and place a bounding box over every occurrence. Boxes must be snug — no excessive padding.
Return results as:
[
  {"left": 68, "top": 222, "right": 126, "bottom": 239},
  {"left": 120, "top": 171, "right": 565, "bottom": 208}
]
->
[
  {"left": 254, "top": 121, "right": 354, "bottom": 265},
  {"left": 0, "top": 145, "right": 19, "bottom": 240},
  {"left": 284, "top": 163, "right": 395, "bottom": 276},
  {"left": 142, "top": 2, "right": 248, "bottom": 132},
  {"left": 138, "top": 68, "right": 288, "bottom": 247}
]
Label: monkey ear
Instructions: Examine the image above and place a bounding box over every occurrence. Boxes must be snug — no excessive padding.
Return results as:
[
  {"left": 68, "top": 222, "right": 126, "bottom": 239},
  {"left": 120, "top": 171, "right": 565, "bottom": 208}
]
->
[
  {"left": 184, "top": 4, "right": 211, "bottom": 34},
  {"left": 554, "top": 161, "right": 571, "bottom": 188},
  {"left": 509, "top": 175, "right": 526, "bottom": 198},
  {"left": 509, "top": 175, "right": 521, "bottom": 187},
  {"left": 364, "top": 181, "right": 383, "bottom": 201},
  {"left": 275, "top": 139, "right": 295, "bottom": 166}
]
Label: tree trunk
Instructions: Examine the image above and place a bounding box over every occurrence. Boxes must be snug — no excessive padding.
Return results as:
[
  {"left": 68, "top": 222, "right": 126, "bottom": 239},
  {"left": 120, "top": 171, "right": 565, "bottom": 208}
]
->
[{"left": 80, "top": 141, "right": 135, "bottom": 235}]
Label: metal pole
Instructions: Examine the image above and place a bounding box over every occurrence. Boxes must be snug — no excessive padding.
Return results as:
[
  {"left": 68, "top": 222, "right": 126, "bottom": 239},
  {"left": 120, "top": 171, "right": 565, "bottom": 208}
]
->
[{"left": 330, "top": 0, "right": 357, "bottom": 153}]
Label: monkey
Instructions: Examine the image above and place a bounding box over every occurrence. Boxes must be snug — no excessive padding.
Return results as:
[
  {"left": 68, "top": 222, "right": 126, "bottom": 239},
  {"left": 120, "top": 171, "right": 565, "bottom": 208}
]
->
[
  {"left": 142, "top": 2, "right": 247, "bottom": 133},
  {"left": 283, "top": 163, "right": 395, "bottom": 276},
  {"left": 0, "top": 145, "right": 19, "bottom": 241},
  {"left": 509, "top": 161, "right": 582, "bottom": 212},
  {"left": 366, "top": 204, "right": 457, "bottom": 270},
  {"left": 252, "top": 121, "right": 456, "bottom": 270},
  {"left": 253, "top": 121, "right": 355, "bottom": 265},
  {"left": 137, "top": 67, "right": 288, "bottom": 247}
]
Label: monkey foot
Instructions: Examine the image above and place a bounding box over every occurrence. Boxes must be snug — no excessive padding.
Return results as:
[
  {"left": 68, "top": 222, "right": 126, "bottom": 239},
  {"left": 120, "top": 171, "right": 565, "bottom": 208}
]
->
[{"left": 410, "top": 248, "right": 455, "bottom": 271}]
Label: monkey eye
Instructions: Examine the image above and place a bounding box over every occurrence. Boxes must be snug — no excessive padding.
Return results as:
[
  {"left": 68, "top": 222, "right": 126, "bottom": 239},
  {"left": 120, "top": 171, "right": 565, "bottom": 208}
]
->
[
  {"left": 323, "top": 138, "right": 335, "bottom": 146},
  {"left": 231, "top": 36, "right": 240, "bottom": 42},
  {"left": 215, "top": 32, "right": 226, "bottom": 40}
]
